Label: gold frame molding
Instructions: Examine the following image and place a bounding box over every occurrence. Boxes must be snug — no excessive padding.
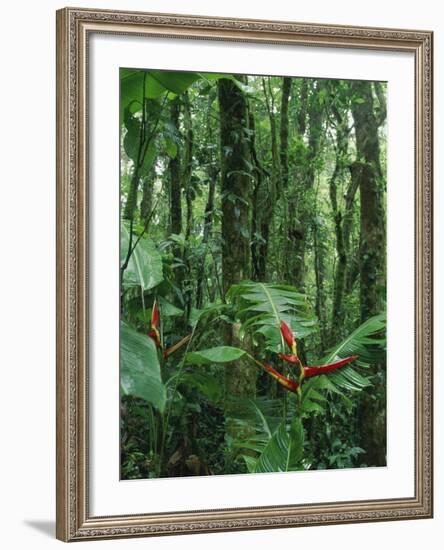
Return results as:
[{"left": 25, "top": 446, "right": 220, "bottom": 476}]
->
[{"left": 56, "top": 6, "right": 433, "bottom": 542}]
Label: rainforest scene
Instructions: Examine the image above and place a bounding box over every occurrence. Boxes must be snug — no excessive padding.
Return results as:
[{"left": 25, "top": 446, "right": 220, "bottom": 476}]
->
[{"left": 119, "top": 69, "right": 387, "bottom": 480}]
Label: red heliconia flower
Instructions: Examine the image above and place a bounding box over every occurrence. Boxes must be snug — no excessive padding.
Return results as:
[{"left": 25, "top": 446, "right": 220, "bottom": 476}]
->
[
  {"left": 280, "top": 320, "right": 297, "bottom": 354},
  {"left": 253, "top": 351, "right": 358, "bottom": 394}
]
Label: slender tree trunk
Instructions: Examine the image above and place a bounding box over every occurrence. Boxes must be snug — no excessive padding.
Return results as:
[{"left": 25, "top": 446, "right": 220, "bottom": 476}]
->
[
  {"left": 249, "top": 110, "right": 271, "bottom": 281},
  {"left": 195, "top": 168, "right": 217, "bottom": 309},
  {"left": 286, "top": 80, "right": 324, "bottom": 290},
  {"left": 182, "top": 92, "right": 194, "bottom": 321},
  {"left": 313, "top": 214, "right": 328, "bottom": 351},
  {"left": 168, "top": 98, "right": 186, "bottom": 321},
  {"left": 284, "top": 79, "right": 307, "bottom": 287},
  {"left": 351, "top": 81, "right": 386, "bottom": 467},
  {"left": 140, "top": 176, "right": 152, "bottom": 223},
  {"left": 280, "top": 77, "right": 291, "bottom": 189},
  {"left": 169, "top": 99, "right": 182, "bottom": 236},
  {"left": 328, "top": 105, "right": 359, "bottom": 345},
  {"left": 250, "top": 80, "right": 279, "bottom": 281},
  {"left": 140, "top": 166, "right": 156, "bottom": 224},
  {"left": 183, "top": 92, "right": 194, "bottom": 241}
]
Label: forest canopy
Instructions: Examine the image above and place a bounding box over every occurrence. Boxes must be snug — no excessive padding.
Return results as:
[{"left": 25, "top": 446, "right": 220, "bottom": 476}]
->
[{"left": 119, "top": 69, "right": 387, "bottom": 480}]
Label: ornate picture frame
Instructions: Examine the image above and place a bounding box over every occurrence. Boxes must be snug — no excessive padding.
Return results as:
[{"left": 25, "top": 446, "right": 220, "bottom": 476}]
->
[{"left": 56, "top": 7, "right": 433, "bottom": 542}]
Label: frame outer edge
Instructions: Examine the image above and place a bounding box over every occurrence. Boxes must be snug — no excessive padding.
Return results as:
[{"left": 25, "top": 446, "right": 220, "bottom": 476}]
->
[
  {"left": 56, "top": 7, "right": 72, "bottom": 542},
  {"left": 423, "top": 30, "right": 433, "bottom": 518}
]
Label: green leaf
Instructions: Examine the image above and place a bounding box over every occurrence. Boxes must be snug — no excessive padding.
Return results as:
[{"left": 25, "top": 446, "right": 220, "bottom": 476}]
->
[
  {"left": 120, "top": 69, "right": 166, "bottom": 124},
  {"left": 158, "top": 297, "right": 183, "bottom": 317},
  {"left": 123, "top": 104, "right": 158, "bottom": 173},
  {"left": 164, "top": 137, "right": 178, "bottom": 159},
  {"left": 181, "top": 371, "right": 223, "bottom": 403},
  {"left": 227, "top": 281, "right": 316, "bottom": 352},
  {"left": 150, "top": 71, "right": 201, "bottom": 95},
  {"left": 323, "top": 313, "right": 386, "bottom": 365},
  {"left": 199, "top": 72, "right": 235, "bottom": 81},
  {"left": 199, "top": 73, "right": 256, "bottom": 95},
  {"left": 185, "top": 346, "right": 246, "bottom": 365},
  {"left": 122, "top": 107, "right": 141, "bottom": 161},
  {"left": 321, "top": 313, "right": 386, "bottom": 391},
  {"left": 242, "top": 454, "right": 258, "bottom": 473},
  {"left": 120, "top": 322, "right": 166, "bottom": 412},
  {"left": 254, "top": 418, "right": 304, "bottom": 473},
  {"left": 227, "top": 396, "right": 283, "bottom": 438},
  {"left": 121, "top": 223, "right": 163, "bottom": 291}
]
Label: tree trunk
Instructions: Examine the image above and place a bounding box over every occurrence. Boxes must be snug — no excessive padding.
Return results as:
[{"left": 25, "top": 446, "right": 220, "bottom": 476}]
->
[
  {"left": 183, "top": 92, "right": 194, "bottom": 241},
  {"left": 286, "top": 80, "right": 324, "bottom": 290},
  {"left": 280, "top": 77, "right": 291, "bottom": 189},
  {"left": 351, "top": 83, "right": 386, "bottom": 322},
  {"left": 140, "top": 165, "right": 156, "bottom": 225},
  {"left": 351, "top": 81, "right": 386, "bottom": 467},
  {"left": 249, "top": 110, "right": 271, "bottom": 281},
  {"left": 284, "top": 79, "right": 307, "bottom": 287},
  {"left": 313, "top": 214, "right": 328, "bottom": 352},
  {"left": 218, "top": 77, "right": 256, "bottom": 448},
  {"left": 218, "top": 77, "right": 252, "bottom": 293},
  {"left": 328, "top": 102, "right": 359, "bottom": 345},
  {"left": 182, "top": 92, "right": 194, "bottom": 321},
  {"left": 195, "top": 168, "right": 217, "bottom": 309},
  {"left": 169, "top": 99, "right": 182, "bottom": 236}
]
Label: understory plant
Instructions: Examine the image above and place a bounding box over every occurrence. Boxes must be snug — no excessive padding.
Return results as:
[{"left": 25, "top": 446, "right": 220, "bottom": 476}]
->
[{"left": 121, "top": 268, "right": 385, "bottom": 476}]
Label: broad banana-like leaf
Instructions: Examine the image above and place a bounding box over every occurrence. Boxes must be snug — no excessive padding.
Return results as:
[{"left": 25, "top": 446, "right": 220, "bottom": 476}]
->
[
  {"left": 120, "top": 322, "right": 166, "bottom": 412},
  {"left": 120, "top": 68, "right": 201, "bottom": 122},
  {"left": 121, "top": 223, "right": 163, "bottom": 291}
]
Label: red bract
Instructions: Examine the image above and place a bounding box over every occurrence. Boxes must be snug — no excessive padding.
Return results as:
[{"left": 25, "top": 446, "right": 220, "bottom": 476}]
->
[
  {"left": 278, "top": 353, "right": 302, "bottom": 366},
  {"left": 151, "top": 300, "right": 160, "bottom": 329},
  {"left": 147, "top": 329, "right": 161, "bottom": 348},
  {"left": 256, "top": 360, "right": 299, "bottom": 393},
  {"left": 280, "top": 320, "right": 296, "bottom": 354},
  {"left": 147, "top": 300, "right": 162, "bottom": 349},
  {"left": 303, "top": 355, "right": 358, "bottom": 378}
]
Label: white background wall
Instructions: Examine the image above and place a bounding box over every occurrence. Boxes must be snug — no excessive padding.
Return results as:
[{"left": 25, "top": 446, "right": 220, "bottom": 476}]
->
[{"left": 0, "top": 0, "right": 441, "bottom": 548}]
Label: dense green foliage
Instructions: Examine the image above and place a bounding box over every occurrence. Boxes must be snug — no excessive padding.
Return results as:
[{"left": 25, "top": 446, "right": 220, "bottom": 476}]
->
[{"left": 119, "top": 69, "right": 387, "bottom": 479}]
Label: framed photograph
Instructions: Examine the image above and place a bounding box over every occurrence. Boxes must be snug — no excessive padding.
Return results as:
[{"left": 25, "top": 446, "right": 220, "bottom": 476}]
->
[{"left": 56, "top": 7, "right": 433, "bottom": 542}]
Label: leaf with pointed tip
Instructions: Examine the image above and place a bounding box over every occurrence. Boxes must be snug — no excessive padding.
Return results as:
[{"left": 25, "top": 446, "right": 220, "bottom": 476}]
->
[{"left": 185, "top": 346, "right": 246, "bottom": 365}]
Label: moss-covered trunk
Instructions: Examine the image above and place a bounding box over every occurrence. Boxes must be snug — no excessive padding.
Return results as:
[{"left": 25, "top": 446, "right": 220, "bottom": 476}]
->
[
  {"left": 218, "top": 77, "right": 256, "bottom": 450},
  {"left": 218, "top": 78, "right": 252, "bottom": 292}
]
